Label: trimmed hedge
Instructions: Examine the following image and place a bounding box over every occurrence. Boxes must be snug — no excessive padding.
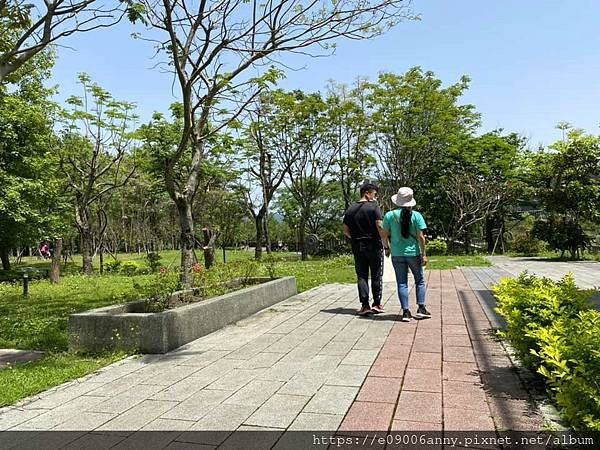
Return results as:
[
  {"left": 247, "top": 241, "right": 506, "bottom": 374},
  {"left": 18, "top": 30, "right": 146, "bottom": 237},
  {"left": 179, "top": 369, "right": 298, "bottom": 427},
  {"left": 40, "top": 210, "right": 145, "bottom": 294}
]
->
[{"left": 493, "top": 273, "right": 600, "bottom": 430}]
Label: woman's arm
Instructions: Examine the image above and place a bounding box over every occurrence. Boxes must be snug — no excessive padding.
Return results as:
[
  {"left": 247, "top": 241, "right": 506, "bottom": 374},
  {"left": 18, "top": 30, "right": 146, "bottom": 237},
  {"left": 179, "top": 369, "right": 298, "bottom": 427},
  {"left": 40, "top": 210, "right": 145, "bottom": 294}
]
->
[{"left": 417, "top": 230, "right": 428, "bottom": 265}]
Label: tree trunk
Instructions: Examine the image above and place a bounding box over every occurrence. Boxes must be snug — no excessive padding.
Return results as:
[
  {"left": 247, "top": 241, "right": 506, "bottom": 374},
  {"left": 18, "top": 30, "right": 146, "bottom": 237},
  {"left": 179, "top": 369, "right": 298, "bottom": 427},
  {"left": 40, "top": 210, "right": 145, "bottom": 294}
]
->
[
  {"left": 485, "top": 216, "right": 495, "bottom": 254},
  {"left": 50, "top": 238, "right": 62, "bottom": 283},
  {"left": 254, "top": 208, "right": 265, "bottom": 260},
  {"left": 81, "top": 228, "right": 94, "bottom": 275},
  {"left": 0, "top": 245, "right": 10, "bottom": 271},
  {"left": 264, "top": 215, "right": 272, "bottom": 254},
  {"left": 176, "top": 198, "right": 196, "bottom": 287},
  {"left": 202, "top": 227, "right": 218, "bottom": 269},
  {"left": 299, "top": 217, "right": 308, "bottom": 261}
]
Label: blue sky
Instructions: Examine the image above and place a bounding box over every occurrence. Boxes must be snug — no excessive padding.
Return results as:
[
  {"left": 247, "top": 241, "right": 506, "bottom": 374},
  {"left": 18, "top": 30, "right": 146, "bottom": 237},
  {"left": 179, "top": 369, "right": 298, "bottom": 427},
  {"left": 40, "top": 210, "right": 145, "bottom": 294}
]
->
[{"left": 50, "top": 0, "right": 600, "bottom": 147}]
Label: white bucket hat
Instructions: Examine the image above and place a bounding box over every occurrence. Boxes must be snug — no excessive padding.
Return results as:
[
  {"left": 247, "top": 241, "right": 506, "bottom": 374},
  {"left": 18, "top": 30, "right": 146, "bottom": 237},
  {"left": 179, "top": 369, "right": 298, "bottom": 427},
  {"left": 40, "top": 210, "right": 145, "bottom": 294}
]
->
[{"left": 391, "top": 187, "right": 416, "bottom": 207}]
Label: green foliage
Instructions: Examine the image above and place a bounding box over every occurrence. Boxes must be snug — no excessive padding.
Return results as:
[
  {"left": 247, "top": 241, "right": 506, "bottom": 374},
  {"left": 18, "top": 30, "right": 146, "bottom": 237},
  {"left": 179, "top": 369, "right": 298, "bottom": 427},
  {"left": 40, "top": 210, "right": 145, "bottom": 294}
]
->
[
  {"left": 509, "top": 232, "right": 546, "bottom": 256},
  {"left": 494, "top": 273, "right": 600, "bottom": 430},
  {"left": 533, "top": 311, "right": 600, "bottom": 430},
  {"left": 263, "top": 254, "right": 278, "bottom": 279},
  {"left": 532, "top": 218, "right": 591, "bottom": 258},
  {"left": 119, "top": 260, "right": 143, "bottom": 276},
  {"left": 103, "top": 260, "right": 122, "bottom": 273},
  {"left": 494, "top": 273, "right": 592, "bottom": 368},
  {"left": 132, "top": 269, "right": 180, "bottom": 312},
  {"left": 145, "top": 252, "right": 162, "bottom": 272},
  {"left": 426, "top": 238, "right": 447, "bottom": 256}
]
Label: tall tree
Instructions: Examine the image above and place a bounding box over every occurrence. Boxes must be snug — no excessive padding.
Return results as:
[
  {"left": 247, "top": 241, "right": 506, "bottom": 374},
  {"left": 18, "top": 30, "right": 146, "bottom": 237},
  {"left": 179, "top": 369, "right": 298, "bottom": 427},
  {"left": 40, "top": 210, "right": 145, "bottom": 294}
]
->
[
  {"left": 131, "top": 0, "right": 416, "bottom": 285},
  {"left": 59, "top": 74, "right": 137, "bottom": 274},
  {"left": 326, "top": 80, "right": 375, "bottom": 209},
  {"left": 367, "top": 68, "right": 479, "bottom": 203},
  {"left": 283, "top": 92, "right": 336, "bottom": 260},
  {"left": 241, "top": 90, "right": 302, "bottom": 260},
  {"left": 0, "top": 53, "right": 63, "bottom": 270}
]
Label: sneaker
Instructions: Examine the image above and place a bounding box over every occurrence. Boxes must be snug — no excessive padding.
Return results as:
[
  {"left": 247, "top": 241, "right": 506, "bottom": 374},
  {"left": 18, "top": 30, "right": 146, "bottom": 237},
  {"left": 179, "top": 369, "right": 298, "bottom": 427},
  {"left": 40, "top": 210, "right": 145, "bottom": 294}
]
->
[
  {"left": 416, "top": 305, "right": 431, "bottom": 319},
  {"left": 371, "top": 304, "right": 385, "bottom": 314},
  {"left": 401, "top": 309, "right": 412, "bottom": 322},
  {"left": 357, "top": 306, "right": 372, "bottom": 316}
]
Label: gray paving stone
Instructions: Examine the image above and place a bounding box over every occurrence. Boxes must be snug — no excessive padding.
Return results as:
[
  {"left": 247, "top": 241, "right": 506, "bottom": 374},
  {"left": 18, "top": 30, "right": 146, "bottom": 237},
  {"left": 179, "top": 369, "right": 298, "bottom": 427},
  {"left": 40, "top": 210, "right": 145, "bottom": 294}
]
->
[
  {"left": 256, "top": 362, "right": 307, "bottom": 382},
  {"left": 205, "top": 368, "right": 265, "bottom": 391},
  {"left": 341, "top": 349, "right": 379, "bottom": 366},
  {"left": 139, "top": 364, "right": 201, "bottom": 386},
  {"left": 324, "top": 364, "right": 371, "bottom": 387},
  {"left": 222, "top": 379, "right": 284, "bottom": 407},
  {"left": 278, "top": 375, "right": 324, "bottom": 396},
  {"left": 87, "top": 383, "right": 166, "bottom": 415},
  {"left": 0, "top": 407, "right": 46, "bottom": 431},
  {"left": 318, "top": 340, "right": 355, "bottom": 356},
  {"left": 238, "top": 352, "right": 284, "bottom": 369},
  {"left": 96, "top": 399, "right": 178, "bottom": 431},
  {"left": 11, "top": 395, "right": 106, "bottom": 430},
  {"left": 244, "top": 394, "right": 309, "bottom": 428},
  {"left": 19, "top": 381, "right": 105, "bottom": 410},
  {"left": 288, "top": 412, "right": 345, "bottom": 431},
  {"left": 141, "top": 417, "right": 194, "bottom": 431},
  {"left": 169, "top": 350, "right": 230, "bottom": 368},
  {"left": 302, "top": 385, "right": 359, "bottom": 415},
  {"left": 151, "top": 372, "right": 215, "bottom": 402},
  {"left": 52, "top": 412, "right": 115, "bottom": 430},
  {"left": 163, "top": 389, "right": 233, "bottom": 421}
]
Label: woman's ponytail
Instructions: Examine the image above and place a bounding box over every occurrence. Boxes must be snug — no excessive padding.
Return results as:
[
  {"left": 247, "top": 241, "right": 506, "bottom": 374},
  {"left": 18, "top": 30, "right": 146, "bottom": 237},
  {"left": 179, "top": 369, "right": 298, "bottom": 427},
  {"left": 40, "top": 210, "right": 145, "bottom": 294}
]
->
[{"left": 401, "top": 208, "right": 412, "bottom": 239}]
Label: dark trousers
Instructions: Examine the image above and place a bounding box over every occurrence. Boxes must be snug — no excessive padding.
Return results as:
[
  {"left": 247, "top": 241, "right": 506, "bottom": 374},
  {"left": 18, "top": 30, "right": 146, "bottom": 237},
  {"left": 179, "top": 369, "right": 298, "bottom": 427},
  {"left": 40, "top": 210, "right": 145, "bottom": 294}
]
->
[{"left": 351, "top": 240, "right": 383, "bottom": 307}]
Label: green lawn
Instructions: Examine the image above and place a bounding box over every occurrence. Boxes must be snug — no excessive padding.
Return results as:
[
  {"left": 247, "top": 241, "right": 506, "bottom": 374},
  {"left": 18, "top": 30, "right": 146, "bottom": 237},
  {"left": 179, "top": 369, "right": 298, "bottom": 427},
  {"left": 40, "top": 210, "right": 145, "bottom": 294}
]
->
[{"left": 0, "top": 251, "right": 489, "bottom": 406}]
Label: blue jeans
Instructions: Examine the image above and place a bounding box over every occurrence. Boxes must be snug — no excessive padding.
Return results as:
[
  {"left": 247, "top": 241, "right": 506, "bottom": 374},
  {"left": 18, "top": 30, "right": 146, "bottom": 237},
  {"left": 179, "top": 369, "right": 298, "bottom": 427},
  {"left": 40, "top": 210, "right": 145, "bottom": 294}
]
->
[{"left": 391, "top": 256, "right": 426, "bottom": 310}]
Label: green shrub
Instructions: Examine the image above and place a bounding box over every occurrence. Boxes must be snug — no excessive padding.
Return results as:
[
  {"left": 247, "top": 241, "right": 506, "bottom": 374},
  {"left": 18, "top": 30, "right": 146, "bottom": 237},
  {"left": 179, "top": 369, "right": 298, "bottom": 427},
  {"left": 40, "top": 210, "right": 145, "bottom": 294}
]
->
[
  {"left": 509, "top": 233, "right": 546, "bottom": 255},
  {"left": 493, "top": 273, "right": 592, "bottom": 368},
  {"left": 119, "top": 260, "right": 142, "bottom": 276},
  {"left": 103, "top": 260, "right": 121, "bottom": 273},
  {"left": 533, "top": 310, "right": 600, "bottom": 430},
  {"left": 132, "top": 270, "right": 180, "bottom": 312},
  {"left": 145, "top": 252, "right": 162, "bottom": 272},
  {"left": 494, "top": 273, "right": 599, "bottom": 430},
  {"left": 426, "top": 238, "right": 447, "bottom": 256}
]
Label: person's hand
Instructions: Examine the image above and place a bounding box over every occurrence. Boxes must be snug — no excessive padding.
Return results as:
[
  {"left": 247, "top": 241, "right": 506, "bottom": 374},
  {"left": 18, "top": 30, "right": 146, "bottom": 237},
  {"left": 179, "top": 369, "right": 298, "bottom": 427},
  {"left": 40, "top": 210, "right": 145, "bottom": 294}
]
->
[
  {"left": 421, "top": 255, "right": 428, "bottom": 266},
  {"left": 384, "top": 247, "right": 391, "bottom": 257}
]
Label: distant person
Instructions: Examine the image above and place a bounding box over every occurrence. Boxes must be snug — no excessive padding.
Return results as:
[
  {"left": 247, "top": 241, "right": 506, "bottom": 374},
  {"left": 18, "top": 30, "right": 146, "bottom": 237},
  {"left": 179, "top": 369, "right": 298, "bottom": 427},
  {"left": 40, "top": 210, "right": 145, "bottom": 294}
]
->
[
  {"left": 343, "top": 182, "right": 385, "bottom": 316},
  {"left": 380, "top": 187, "right": 430, "bottom": 322},
  {"left": 40, "top": 243, "right": 51, "bottom": 259}
]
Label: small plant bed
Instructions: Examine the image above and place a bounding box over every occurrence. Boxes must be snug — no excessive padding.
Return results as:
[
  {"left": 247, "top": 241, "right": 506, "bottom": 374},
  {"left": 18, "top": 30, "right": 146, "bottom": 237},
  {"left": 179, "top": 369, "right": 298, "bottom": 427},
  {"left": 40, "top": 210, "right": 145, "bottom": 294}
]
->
[
  {"left": 494, "top": 273, "right": 600, "bottom": 431},
  {"left": 68, "top": 276, "right": 297, "bottom": 354}
]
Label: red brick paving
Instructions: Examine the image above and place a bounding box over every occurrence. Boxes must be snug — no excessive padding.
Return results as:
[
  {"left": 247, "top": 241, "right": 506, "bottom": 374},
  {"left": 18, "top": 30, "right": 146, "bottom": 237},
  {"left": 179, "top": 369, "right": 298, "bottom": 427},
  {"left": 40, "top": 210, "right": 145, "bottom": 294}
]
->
[{"left": 338, "top": 268, "right": 544, "bottom": 433}]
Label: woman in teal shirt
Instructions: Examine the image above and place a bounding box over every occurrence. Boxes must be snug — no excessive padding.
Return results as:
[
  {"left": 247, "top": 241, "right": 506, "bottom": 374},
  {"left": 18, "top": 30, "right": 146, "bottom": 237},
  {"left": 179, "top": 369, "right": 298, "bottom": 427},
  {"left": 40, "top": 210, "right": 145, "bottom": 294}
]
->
[{"left": 380, "top": 187, "right": 431, "bottom": 322}]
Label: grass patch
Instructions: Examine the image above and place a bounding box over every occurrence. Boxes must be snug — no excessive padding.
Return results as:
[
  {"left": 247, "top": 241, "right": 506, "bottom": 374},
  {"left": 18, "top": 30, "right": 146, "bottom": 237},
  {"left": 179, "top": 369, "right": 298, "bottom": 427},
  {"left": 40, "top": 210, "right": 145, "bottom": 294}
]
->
[
  {"left": 0, "top": 352, "right": 127, "bottom": 407},
  {"left": 426, "top": 255, "right": 491, "bottom": 270}
]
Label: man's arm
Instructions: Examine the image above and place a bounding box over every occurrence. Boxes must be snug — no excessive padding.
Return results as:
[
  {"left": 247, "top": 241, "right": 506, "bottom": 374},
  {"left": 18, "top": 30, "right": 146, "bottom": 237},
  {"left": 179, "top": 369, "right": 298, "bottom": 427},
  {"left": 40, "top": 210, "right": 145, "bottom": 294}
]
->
[
  {"left": 377, "top": 220, "right": 391, "bottom": 257},
  {"left": 343, "top": 224, "right": 352, "bottom": 239}
]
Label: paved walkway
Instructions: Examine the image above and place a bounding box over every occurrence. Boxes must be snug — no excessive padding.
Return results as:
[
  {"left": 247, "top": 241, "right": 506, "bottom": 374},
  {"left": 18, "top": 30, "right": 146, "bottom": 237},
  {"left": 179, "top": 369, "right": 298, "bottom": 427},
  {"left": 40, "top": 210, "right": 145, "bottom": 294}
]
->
[{"left": 0, "top": 266, "right": 545, "bottom": 449}]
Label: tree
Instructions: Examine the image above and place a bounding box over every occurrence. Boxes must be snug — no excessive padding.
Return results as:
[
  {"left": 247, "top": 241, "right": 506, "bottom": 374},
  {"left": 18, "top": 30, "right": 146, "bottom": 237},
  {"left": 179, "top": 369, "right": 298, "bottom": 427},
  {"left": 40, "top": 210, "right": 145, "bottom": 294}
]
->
[
  {"left": 282, "top": 92, "right": 336, "bottom": 260},
  {"left": 240, "top": 90, "right": 303, "bottom": 260},
  {"left": 366, "top": 68, "right": 479, "bottom": 203},
  {"left": 326, "top": 80, "right": 375, "bottom": 209},
  {"left": 0, "top": 0, "right": 127, "bottom": 83},
  {"left": 0, "top": 55, "right": 63, "bottom": 270},
  {"left": 444, "top": 131, "right": 525, "bottom": 253},
  {"left": 59, "top": 74, "right": 137, "bottom": 274},
  {"left": 531, "top": 131, "right": 600, "bottom": 258},
  {"left": 131, "top": 0, "right": 416, "bottom": 285}
]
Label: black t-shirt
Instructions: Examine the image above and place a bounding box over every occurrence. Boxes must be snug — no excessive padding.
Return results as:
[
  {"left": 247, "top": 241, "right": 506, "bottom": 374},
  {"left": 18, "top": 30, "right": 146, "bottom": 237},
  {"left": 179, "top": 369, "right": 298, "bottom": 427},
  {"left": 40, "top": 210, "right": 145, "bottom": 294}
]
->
[{"left": 343, "top": 201, "right": 383, "bottom": 243}]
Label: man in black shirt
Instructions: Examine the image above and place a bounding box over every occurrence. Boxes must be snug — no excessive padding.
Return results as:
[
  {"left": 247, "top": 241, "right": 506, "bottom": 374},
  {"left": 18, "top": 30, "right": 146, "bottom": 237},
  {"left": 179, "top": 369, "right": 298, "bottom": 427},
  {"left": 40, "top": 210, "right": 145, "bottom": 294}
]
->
[{"left": 343, "top": 182, "right": 385, "bottom": 315}]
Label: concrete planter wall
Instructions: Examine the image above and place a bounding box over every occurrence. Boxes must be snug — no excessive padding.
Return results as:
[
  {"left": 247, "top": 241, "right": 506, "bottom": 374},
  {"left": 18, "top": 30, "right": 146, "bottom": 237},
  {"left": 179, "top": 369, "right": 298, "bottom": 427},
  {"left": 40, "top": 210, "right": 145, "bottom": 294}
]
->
[{"left": 68, "top": 276, "right": 297, "bottom": 354}]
